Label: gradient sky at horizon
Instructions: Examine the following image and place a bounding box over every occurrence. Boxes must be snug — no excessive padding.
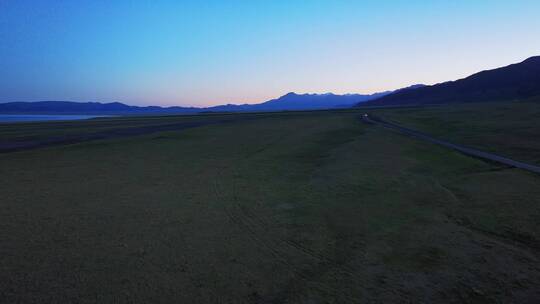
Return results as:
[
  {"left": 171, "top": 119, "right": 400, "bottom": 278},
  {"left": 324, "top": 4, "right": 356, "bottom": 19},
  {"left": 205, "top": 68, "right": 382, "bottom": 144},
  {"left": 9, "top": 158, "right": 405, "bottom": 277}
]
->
[{"left": 1, "top": 1, "right": 540, "bottom": 107}]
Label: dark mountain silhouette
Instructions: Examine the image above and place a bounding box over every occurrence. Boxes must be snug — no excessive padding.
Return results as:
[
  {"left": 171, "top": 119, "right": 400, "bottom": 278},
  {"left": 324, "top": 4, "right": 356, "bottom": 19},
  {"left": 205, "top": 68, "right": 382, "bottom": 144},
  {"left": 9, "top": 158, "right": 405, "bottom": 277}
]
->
[
  {"left": 257, "top": 91, "right": 390, "bottom": 110},
  {"left": 1, "top": 87, "right": 417, "bottom": 114},
  {"left": 361, "top": 56, "right": 540, "bottom": 106},
  {"left": 205, "top": 90, "right": 395, "bottom": 112},
  {"left": 0, "top": 101, "right": 201, "bottom": 114},
  {"left": 0, "top": 94, "right": 376, "bottom": 115}
]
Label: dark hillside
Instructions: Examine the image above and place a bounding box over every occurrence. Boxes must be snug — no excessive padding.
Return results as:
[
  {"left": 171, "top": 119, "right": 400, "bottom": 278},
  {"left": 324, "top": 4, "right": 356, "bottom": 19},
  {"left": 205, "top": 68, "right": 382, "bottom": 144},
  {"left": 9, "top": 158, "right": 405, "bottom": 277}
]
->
[{"left": 361, "top": 56, "right": 540, "bottom": 106}]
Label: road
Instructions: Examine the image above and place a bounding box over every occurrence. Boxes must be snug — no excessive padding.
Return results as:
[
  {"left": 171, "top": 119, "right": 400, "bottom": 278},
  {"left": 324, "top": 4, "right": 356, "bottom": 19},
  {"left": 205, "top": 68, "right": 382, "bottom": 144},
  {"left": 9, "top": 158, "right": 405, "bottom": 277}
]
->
[{"left": 361, "top": 113, "right": 540, "bottom": 175}]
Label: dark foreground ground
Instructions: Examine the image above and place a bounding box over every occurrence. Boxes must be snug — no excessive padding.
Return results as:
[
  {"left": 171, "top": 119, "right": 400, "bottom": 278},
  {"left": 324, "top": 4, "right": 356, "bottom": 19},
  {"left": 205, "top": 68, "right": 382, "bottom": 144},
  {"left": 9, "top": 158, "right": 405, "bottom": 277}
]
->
[{"left": 1, "top": 105, "right": 540, "bottom": 303}]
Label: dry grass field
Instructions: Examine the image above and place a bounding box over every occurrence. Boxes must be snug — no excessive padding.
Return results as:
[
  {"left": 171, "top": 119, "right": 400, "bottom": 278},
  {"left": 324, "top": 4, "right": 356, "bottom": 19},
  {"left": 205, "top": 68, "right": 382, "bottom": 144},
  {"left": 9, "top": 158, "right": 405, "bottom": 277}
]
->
[{"left": 1, "top": 108, "right": 540, "bottom": 302}]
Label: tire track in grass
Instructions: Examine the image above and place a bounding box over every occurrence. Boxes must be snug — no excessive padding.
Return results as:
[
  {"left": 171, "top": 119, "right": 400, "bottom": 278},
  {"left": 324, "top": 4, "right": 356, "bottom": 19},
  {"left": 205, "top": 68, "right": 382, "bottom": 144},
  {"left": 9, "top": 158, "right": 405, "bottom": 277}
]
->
[
  {"left": 227, "top": 119, "right": 363, "bottom": 277},
  {"left": 212, "top": 169, "right": 361, "bottom": 302},
  {"left": 432, "top": 178, "right": 540, "bottom": 261},
  {"left": 237, "top": 202, "right": 361, "bottom": 278}
]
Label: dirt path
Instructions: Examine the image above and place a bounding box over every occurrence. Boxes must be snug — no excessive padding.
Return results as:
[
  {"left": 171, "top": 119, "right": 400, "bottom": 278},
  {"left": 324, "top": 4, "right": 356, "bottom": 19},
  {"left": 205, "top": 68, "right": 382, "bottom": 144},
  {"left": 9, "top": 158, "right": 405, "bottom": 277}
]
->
[{"left": 361, "top": 114, "right": 540, "bottom": 175}]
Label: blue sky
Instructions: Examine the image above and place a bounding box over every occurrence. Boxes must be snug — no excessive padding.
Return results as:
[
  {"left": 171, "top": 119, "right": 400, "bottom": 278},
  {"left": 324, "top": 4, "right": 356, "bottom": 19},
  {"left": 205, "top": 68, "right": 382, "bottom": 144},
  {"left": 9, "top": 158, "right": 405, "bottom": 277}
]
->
[{"left": 1, "top": 1, "right": 539, "bottom": 106}]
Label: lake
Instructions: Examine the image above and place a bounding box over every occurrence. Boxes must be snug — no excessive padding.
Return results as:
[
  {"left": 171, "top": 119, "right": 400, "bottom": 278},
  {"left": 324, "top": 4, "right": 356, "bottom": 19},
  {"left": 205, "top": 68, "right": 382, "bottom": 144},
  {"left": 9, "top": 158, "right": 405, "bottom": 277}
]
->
[{"left": 0, "top": 114, "right": 111, "bottom": 123}]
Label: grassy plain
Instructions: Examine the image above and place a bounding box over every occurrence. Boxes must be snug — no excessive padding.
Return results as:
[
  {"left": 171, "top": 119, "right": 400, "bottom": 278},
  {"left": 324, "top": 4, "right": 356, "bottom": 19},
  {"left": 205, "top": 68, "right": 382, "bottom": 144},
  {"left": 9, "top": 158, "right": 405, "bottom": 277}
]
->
[
  {"left": 372, "top": 100, "right": 540, "bottom": 165},
  {"left": 1, "top": 109, "right": 540, "bottom": 302}
]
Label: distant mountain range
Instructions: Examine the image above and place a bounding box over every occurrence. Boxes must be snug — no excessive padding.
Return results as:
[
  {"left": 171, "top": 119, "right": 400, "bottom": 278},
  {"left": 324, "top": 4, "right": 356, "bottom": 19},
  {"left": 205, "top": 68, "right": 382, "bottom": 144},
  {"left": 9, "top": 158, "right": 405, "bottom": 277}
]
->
[
  {"left": 0, "top": 86, "right": 421, "bottom": 114},
  {"left": 204, "top": 91, "right": 394, "bottom": 112},
  {"left": 5, "top": 55, "right": 537, "bottom": 114},
  {"left": 0, "top": 101, "right": 201, "bottom": 115},
  {"left": 361, "top": 56, "right": 540, "bottom": 106}
]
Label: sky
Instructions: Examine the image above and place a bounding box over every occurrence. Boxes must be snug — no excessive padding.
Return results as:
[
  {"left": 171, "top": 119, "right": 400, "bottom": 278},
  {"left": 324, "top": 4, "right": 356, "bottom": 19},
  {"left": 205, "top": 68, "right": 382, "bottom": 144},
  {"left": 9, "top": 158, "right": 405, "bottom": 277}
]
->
[{"left": 1, "top": 1, "right": 540, "bottom": 107}]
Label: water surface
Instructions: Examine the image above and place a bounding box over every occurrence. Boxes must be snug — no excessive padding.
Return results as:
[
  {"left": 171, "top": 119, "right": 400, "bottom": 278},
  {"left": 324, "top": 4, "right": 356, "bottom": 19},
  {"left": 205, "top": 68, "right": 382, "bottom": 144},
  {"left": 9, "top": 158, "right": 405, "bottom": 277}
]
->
[{"left": 0, "top": 114, "right": 110, "bottom": 123}]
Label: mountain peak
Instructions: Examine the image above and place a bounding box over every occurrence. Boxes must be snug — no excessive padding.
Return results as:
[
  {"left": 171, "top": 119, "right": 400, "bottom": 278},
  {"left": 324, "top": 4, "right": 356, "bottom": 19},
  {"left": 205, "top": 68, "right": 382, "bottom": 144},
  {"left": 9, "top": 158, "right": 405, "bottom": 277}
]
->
[
  {"left": 523, "top": 56, "right": 540, "bottom": 64},
  {"left": 282, "top": 92, "right": 298, "bottom": 97}
]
